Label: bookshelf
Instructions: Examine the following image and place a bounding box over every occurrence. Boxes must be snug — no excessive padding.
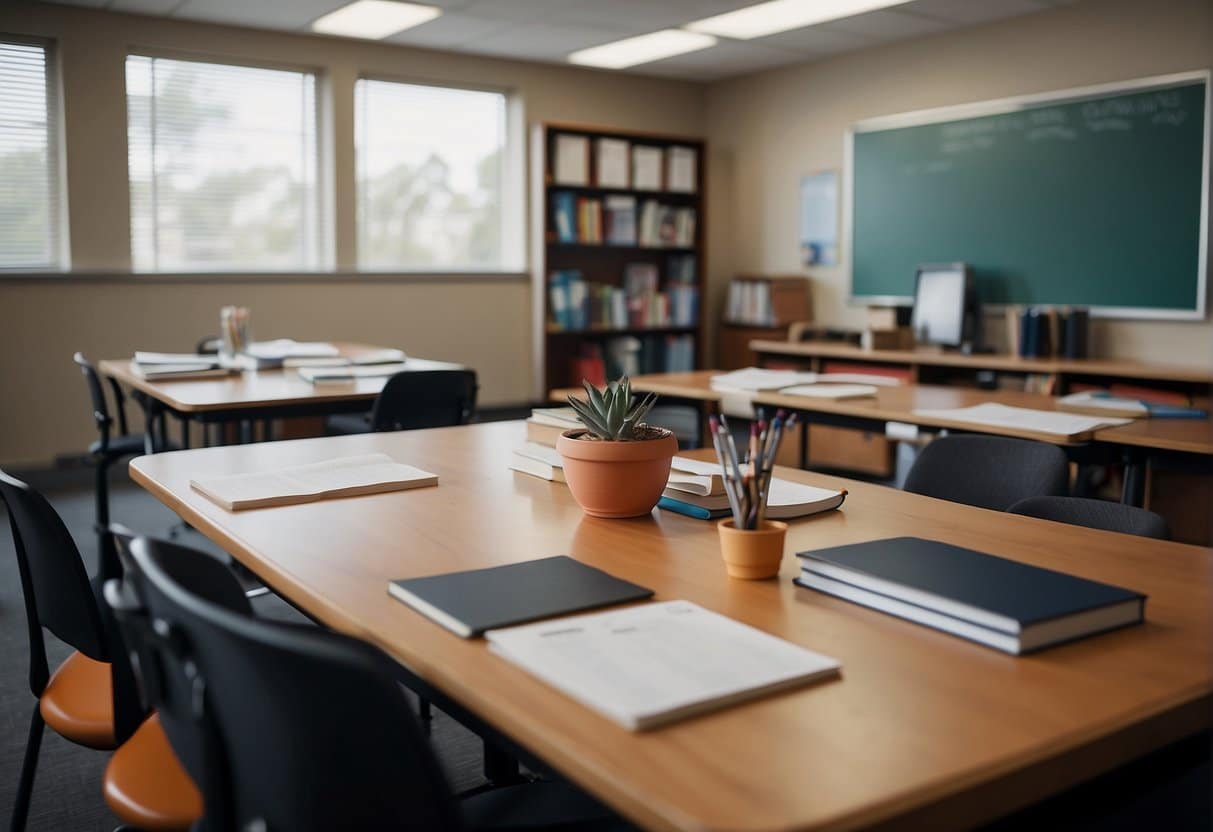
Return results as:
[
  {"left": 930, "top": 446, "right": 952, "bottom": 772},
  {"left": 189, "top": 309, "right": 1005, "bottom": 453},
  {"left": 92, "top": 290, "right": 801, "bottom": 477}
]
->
[
  {"left": 717, "top": 275, "right": 813, "bottom": 369},
  {"left": 531, "top": 122, "right": 707, "bottom": 398}
]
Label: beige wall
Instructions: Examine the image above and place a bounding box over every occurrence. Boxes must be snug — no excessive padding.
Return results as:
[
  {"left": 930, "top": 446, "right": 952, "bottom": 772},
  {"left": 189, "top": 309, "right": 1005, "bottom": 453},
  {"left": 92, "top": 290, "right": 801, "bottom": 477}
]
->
[
  {"left": 0, "top": 1, "right": 706, "bottom": 467},
  {"left": 4, "top": 0, "right": 1212, "bottom": 468},
  {"left": 704, "top": 0, "right": 1213, "bottom": 364}
]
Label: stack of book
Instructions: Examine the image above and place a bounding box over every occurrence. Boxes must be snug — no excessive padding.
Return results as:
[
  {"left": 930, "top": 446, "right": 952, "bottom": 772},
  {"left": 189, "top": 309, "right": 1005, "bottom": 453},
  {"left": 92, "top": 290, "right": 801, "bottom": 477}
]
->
[
  {"left": 659, "top": 475, "right": 846, "bottom": 521},
  {"left": 510, "top": 441, "right": 566, "bottom": 481},
  {"left": 795, "top": 537, "right": 1145, "bottom": 655},
  {"left": 549, "top": 266, "right": 699, "bottom": 332},
  {"left": 525, "top": 407, "right": 582, "bottom": 446},
  {"left": 1005, "top": 307, "right": 1090, "bottom": 359},
  {"left": 638, "top": 201, "right": 695, "bottom": 248},
  {"left": 132, "top": 352, "right": 231, "bottom": 380}
]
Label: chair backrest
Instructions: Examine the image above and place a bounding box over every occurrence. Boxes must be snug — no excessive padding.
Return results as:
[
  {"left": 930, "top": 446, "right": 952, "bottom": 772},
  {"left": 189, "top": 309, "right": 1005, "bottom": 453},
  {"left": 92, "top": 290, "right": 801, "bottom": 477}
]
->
[
  {"left": 74, "top": 352, "right": 125, "bottom": 449},
  {"left": 195, "top": 336, "right": 221, "bottom": 355},
  {"left": 113, "top": 536, "right": 460, "bottom": 832},
  {"left": 1008, "top": 496, "right": 1171, "bottom": 540},
  {"left": 369, "top": 370, "right": 478, "bottom": 432},
  {"left": 903, "top": 434, "right": 1069, "bottom": 511},
  {"left": 0, "top": 469, "right": 109, "bottom": 693}
]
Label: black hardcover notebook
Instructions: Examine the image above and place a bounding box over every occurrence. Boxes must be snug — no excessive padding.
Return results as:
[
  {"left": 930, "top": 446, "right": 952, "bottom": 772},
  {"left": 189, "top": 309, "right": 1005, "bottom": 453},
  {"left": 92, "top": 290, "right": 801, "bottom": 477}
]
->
[
  {"left": 388, "top": 555, "right": 654, "bottom": 638},
  {"left": 796, "top": 537, "right": 1145, "bottom": 654}
]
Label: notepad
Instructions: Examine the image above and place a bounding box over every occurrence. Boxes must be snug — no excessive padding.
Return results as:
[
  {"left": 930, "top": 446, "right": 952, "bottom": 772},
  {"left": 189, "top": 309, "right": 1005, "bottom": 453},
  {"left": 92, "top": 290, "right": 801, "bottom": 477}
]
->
[
  {"left": 912, "top": 402, "right": 1131, "bottom": 437},
  {"left": 510, "top": 442, "right": 565, "bottom": 482},
  {"left": 779, "top": 383, "right": 878, "bottom": 400},
  {"left": 486, "top": 601, "right": 841, "bottom": 730},
  {"left": 710, "top": 367, "right": 818, "bottom": 392},
  {"left": 132, "top": 363, "right": 230, "bottom": 381},
  {"left": 190, "top": 453, "right": 437, "bottom": 511},
  {"left": 297, "top": 363, "right": 408, "bottom": 383},
  {"left": 389, "top": 556, "right": 653, "bottom": 638}
]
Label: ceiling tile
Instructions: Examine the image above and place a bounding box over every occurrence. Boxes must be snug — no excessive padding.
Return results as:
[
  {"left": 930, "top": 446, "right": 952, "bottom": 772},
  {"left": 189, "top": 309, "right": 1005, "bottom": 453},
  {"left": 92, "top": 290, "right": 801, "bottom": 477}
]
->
[
  {"left": 172, "top": 0, "right": 349, "bottom": 30},
  {"left": 39, "top": 0, "right": 107, "bottom": 8},
  {"left": 640, "top": 40, "right": 807, "bottom": 82},
  {"left": 550, "top": 0, "right": 715, "bottom": 33},
  {"left": 821, "top": 8, "right": 952, "bottom": 41},
  {"left": 903, "top": 0, "right": 1051, "bottom": 25},
  {"left": 456, "top": 0, "right": 586, "bottom": 23},
  {"left": 757, "top": 25, "right": 874, "bottom": 56},
  {"left": 109, "top": 0, "right": 183, "bottom": 14},
  {"left": 385, "top": 12, "right": 510, "bottom": 49},
  {"left": 459, "top": 21, "right": 634, "bottom": 61}
]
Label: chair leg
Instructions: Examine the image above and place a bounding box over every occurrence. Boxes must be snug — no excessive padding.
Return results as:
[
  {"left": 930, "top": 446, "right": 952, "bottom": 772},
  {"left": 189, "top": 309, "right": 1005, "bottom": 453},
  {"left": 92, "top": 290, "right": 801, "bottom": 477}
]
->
[
  {"left": 419, "top": 696, "right": 433, "bottom": 733},
  {"left": 11, "top": 705, "right": 45, "bottom": 832}
]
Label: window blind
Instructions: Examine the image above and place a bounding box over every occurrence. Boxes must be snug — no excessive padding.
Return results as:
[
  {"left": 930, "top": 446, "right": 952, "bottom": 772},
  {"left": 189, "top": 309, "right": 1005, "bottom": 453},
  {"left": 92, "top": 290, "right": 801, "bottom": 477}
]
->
[
  {"left": 126, "top": 55, "right": 323, "bottom": 272},
  {"left": 355, "top": 78, "right": 507, "bottom": 270},
  {"left": 0, "top": 39, "right": 62, "bottom": 270}
]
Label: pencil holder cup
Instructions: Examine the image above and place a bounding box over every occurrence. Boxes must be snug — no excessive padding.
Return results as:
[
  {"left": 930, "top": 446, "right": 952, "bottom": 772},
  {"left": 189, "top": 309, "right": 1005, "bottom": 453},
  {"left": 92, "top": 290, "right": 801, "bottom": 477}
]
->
[{"left": 717, "top": 519, "right": 788, "bottom": 580}]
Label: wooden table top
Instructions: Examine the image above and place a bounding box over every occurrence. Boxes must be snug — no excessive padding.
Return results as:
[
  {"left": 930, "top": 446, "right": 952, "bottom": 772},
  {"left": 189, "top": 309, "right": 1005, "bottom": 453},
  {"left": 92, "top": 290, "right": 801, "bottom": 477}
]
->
[
  {"left": 99, "top": 343, "right": 462, "bottom": 413},
  {"left": 749, "top": 341, "right": 1213, "bottom": 385},
  {"left": 128, "top": 422, "right": 1213, "bottom": 832},
  {"left": 1095, "top": 416, "right": 1213, "bottom": 456}
]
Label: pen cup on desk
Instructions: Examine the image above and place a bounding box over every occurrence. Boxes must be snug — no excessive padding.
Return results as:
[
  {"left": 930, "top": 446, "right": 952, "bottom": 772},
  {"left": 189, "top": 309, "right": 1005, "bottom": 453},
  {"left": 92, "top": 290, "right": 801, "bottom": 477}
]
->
[{"left": 717, "top": 519, "right": 787, "bottom": 580}]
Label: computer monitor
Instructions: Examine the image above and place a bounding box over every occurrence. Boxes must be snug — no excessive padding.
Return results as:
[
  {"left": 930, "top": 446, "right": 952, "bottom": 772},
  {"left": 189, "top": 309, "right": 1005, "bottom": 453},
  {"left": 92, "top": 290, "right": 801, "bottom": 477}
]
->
[{"left": 911, "top": 263, "right": 977, "bottom": 349}]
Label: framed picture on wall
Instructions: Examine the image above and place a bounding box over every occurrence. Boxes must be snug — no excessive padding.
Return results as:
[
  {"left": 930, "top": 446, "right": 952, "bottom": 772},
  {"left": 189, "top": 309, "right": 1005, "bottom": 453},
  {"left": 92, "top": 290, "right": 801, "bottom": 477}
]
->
[{"left": 800, "top": 170, "right": 839, "bottom": 266}]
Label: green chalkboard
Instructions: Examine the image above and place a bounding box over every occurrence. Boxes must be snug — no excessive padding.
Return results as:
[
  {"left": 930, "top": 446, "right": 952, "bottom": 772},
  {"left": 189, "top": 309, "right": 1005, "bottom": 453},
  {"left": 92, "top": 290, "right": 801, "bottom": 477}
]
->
[{"left": 850, "top": 76, "right": 1208, "bottom": 316}]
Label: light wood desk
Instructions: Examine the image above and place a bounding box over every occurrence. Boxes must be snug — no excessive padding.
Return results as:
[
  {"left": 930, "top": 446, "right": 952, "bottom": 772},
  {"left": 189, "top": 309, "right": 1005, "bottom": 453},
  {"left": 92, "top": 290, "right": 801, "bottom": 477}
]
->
[
  {"left": 100, "top": 343, "right": 463, "bottom": 444},
  {"left": 129, "top": 422, "right": 1213, "bottom": 832},
  {"left": 750, "top": 341, "right": 1213, "bottom": 388}
]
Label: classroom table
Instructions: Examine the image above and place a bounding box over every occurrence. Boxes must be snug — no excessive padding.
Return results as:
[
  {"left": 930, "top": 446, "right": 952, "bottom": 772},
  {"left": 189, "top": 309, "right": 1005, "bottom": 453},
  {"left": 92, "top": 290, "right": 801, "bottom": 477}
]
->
[
  {"left": 558, "top": 371, "right": 1213, "bottom": 505},
  {"left": 99, "top": 342, "right": 463, "bottom": 446},
  {"left": 128, "top": 422, "right": 1213, "bottom": 832}
]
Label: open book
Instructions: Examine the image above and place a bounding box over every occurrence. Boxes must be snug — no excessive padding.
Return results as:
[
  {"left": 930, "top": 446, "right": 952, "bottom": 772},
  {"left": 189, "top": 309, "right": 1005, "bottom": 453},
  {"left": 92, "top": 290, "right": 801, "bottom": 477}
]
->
[
  {"left": 190, "top": 453, "right": 437, "bottom": 511},
  {"left": 486, "top": 600, "right": 841, "bottom": 730},
  {"left": 913, "top": 402, "right": 1131, "bottom": 438},
  {"left": 661, "top": 478, "right": 846, "bottom": 520}
]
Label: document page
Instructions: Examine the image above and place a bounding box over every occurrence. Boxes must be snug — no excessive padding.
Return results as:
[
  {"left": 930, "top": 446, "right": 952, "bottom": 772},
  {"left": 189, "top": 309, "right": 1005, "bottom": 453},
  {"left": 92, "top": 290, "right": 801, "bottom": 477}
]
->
[{"left": 487, "top": 601, "right": 840, "bottom": 730}]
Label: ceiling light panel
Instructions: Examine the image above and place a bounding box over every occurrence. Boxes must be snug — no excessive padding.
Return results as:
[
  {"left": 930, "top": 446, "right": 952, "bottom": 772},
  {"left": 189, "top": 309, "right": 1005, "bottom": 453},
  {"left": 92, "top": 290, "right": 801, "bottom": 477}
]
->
[
  {"left": 311, "top": 1, "right": 441, "bottom": 40},
  {"left": 568, "top": 29, "right": 718, "bottom": 70},
  {"left": 687, "top": 0, "right": 912, "bottom": 40}
]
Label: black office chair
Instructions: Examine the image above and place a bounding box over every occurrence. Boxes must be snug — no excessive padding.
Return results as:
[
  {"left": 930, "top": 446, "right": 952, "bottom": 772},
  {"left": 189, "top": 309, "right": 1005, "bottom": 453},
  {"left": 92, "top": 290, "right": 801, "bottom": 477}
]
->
[
  {"left": 903, "top": 433, "right": 1069, "bottom": 511},
  {"left": 196, "top": 335, "right": 221, "bottom": 355},
  {"left": 327, "top": 369, "right": 479, "bottom": 435},
  {"left": 1008, "top": 496, "right": 1170, "bottom": 540},
  {"left": 0, "top": 471, "right": 200, "bottom": 831},
  {"left": 73, "top": 352, "right": 176, "bottom": 576},
  {"left": 107, "top": 535, "right": 628, "bottom": 831}
]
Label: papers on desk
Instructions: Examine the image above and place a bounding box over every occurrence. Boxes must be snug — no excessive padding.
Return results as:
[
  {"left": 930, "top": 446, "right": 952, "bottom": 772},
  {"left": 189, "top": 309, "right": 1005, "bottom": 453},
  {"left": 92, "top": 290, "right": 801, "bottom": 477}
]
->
[
  {"left": 510, "top": 442, "right": 566, "bottom": 483},
  {"left": 283, "top": 348, "right": 407, "bottom": 369},
  {"left": 190, "top": 453, "right": 437, "bottom": 511},
  {"left": 660, "top": 478, "right": 846, "bottom": 520},
  {"left": 131, "top": 353, "right": 230, "bottom": 380},
  {"left": 779, "top": 383, "right": 878, "bottom": 400},
  {"left": 247, "top": 339, "right": 340, "bottom": 360},
  {"left": 486, "top": 600, "right": 841, "bottom": 731},
  {"left": 912, "top": 402, "right": 1132, "bottom": 437},
  {"left": 297, "top": 363, "right": 408, "bottom": 384},
  {"left": 710, "top": 368, "right": 818, "bottom": 392}
]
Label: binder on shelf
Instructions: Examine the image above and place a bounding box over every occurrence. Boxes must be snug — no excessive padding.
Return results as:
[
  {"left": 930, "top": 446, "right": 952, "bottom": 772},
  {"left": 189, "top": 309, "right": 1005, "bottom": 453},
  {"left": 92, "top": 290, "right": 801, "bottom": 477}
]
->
[
  {"left": 604, "top": 195, "right": 637, "bottom": 246},
  {"left": 553, "top": 133, "right": 589, "bottom": 185},
  {"left": 666, "top": 145, "right": 697, "bottom": 193},
  {"left": 632, "top": 145, "right": 663, "bottom": 190},
  {"left": 595, "top": 137, "right": 631, "bottom": 188}
]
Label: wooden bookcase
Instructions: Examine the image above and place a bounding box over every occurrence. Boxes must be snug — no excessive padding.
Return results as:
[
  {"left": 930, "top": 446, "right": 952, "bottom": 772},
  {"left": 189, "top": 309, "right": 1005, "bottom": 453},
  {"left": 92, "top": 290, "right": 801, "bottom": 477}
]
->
[
  {"left": 531, "top": 122, "right": 707, "bottom": 398},
  {"left": 717, "top": 275, "right": 814, "bottom": 369}
]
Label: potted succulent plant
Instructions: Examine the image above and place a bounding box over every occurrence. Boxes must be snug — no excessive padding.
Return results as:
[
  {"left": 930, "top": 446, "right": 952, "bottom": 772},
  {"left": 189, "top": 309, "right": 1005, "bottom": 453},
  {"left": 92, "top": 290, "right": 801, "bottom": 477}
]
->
[{"left": 557, "top": 377, "right": 678, "bottom": 518}]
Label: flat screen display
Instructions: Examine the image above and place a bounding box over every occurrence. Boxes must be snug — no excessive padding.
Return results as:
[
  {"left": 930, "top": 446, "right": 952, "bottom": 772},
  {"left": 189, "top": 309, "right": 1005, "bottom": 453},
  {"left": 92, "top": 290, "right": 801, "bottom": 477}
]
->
[{"left": 912, "top": 268, "right": 966, "bottom": 347}]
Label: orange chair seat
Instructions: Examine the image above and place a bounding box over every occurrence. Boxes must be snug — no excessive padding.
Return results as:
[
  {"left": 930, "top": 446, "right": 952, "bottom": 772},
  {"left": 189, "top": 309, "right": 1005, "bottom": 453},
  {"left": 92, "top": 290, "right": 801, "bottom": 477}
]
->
[
  {"left": 39, "top": 651, "right": 116, "bottom": 750},
  {"left": 104, "top": 714, "right": 203, "bottom": 831}
]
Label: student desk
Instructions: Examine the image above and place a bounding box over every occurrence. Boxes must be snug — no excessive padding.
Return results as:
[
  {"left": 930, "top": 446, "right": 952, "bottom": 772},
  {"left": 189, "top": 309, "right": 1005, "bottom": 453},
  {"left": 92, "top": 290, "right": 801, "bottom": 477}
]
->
[
  {"left": 99, "top": 343, "right": 463, "bottom": 446},
  {"left": 128, "top": 422, "right": 1212, "bottom": 831}
]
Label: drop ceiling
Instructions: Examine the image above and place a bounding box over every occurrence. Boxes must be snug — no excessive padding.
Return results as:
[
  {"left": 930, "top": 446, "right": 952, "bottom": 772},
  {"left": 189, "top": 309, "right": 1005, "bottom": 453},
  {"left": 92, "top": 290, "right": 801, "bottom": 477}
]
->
[{"left": 41, "top": 0, "right": 1075, "bottom": 82}]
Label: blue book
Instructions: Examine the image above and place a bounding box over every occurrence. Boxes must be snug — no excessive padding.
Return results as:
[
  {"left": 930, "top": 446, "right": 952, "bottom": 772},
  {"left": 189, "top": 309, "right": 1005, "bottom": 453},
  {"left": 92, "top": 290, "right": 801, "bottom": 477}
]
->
[{"left": 553, "top": 192, "right": 577, "bottom": 243}]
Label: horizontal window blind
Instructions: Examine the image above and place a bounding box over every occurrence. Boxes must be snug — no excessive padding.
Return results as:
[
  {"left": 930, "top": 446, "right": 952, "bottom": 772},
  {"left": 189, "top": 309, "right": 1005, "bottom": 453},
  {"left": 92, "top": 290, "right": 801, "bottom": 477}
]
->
[
  {"left": 126, "top": 55, "right": 323, "bottom": 272},
  {"left": 356, "top": 78, "right": 507, "bottom": 270},
  {"left": 0, "top": 39, "right": 62, "bottom": 270}
]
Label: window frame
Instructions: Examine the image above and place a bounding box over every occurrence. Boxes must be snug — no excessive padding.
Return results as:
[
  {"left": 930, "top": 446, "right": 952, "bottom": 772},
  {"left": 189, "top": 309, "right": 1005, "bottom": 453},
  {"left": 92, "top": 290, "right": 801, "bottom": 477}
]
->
[
  {"left": 352, "top": 72, "right": 526, "bottom": 275},
  {"left": 123, "top": 48, "right": 332, "bottom": 274},
  {"left": 0, "top": 33, "right": 69, "bottom": 272}
]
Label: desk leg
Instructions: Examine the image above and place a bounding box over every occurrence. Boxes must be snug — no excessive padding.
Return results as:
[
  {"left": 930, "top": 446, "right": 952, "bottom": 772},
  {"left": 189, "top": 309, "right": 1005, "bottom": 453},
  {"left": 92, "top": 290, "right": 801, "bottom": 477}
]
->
[
  {"left": 483, "top": 740, "right": 525, "bottom": 786},
  {"left": 1121, "top": 449, "right": 1146, "bottom": 507},
  {"left": 180, "top": 416, "right": 190, "bottom": 450},
  {"left": 799, "top": 419, "right": 809, "bottom": 470}
]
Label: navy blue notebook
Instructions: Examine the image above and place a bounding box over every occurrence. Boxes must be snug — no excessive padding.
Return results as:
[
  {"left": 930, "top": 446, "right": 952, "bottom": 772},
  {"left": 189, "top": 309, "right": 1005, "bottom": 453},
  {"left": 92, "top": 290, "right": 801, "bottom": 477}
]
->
[
  {"left": 796, "top": 537, "right": 1145, "bottom": 654},
  {"left": 389, "top": 555, "right": 653, "bottom": 638}
]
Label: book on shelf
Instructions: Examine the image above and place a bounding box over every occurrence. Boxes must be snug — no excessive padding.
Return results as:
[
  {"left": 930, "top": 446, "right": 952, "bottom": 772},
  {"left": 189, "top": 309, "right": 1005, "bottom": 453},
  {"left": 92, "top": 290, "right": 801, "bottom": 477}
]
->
[
  {"left": 631, "top": 145, "right": 663, "bottom": 190},
  {"left": 595, "top": 137, "right": 631, "bottom": 188},
  {"left": 485, "top": 600, "right": 840, "bottom": 731},
  {"left": 577, "top": 196, "right": 602, "bottom": 243},
  {"left": 659, "top": 478, "right": 846, "bottom": 521},
  {"left": 571, "top": 343, "right": 608, "bottom": 388},
  {"left": 795, "top": 537, "right": 1145, "bottom": 655},
  {"left": 665, "top": 145, "right": 697, "bottom": 193},
  {"left": 191, "top": 454, "right": 437, "bottom": 512},
  {"left": 726, "top": 278, "right": 810, "bottom": 326},
  {"left": 553, "top": 133, "right": 589, "bottom": 185},
  {"left": 553, "top": 191, "right": 577, "bottom": 243},
  {"left": 604, "top": 195, "right": 637, "bottom": 246}
]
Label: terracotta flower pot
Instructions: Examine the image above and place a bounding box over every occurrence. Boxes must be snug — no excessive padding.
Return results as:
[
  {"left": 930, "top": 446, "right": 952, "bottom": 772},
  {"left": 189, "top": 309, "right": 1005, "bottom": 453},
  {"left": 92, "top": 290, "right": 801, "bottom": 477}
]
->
[
  {"left": 717, "top": 519, "right": 788, "bottom": 579},
  {"left": 556, "top": 429, "right": 678, "bottom": 518}
]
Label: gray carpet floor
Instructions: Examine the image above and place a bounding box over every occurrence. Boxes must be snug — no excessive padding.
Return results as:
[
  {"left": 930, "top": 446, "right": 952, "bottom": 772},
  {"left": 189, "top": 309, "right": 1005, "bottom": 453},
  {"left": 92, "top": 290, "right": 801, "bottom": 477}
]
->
[{"left": 0, "top": 469, "right": 486, "bottom": 831}]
